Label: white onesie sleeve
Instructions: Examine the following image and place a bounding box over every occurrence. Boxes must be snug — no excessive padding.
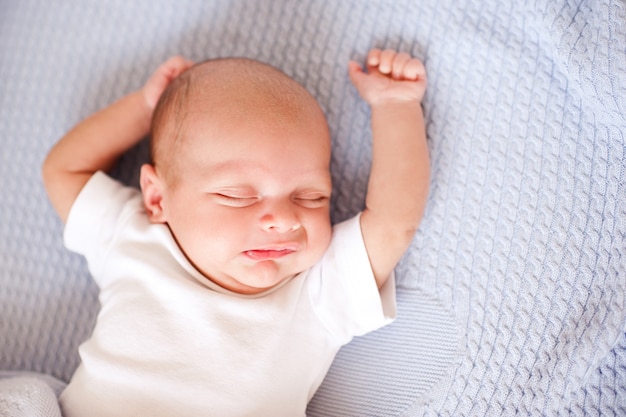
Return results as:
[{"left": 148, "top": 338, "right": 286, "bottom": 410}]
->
[
  {"left": 307, "top": 214, "right": 397, "bottom": 343},
  {"left": 63, "top": 171, "right": 143, "bottom": 284}
]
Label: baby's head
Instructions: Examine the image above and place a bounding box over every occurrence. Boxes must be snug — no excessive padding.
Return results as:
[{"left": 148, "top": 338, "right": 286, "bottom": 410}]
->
[{"left": 140, "top": 58, "right": 333, "bottom": 295}]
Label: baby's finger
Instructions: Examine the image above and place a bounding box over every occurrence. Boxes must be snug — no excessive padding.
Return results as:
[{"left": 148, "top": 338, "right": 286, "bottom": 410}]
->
[
  {"left": 378, "top": 49, "right": 396, "bottom": 74},
  {"left": 403, "top": 58, "right": 426, "bottom": 81},
  {"left": 160, "top": 56, "right": 193, "bottom": 80},
  {"left": 367, "top": 49, "right": 382, "bottom": 68},
  {"left": 348, "top": 60, "right": 365, "bottom": 86},
  {"left": 391, "top": 52, "right": 411, "bottom": 80},
  {"left": 173, "top": 56, "right": 194, "bottom": 75}
]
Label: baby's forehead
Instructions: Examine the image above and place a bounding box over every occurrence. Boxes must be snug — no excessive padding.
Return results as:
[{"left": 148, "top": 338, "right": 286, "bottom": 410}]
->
[{"left": 151, "top": 57, "right": 328, "bottom": 177}]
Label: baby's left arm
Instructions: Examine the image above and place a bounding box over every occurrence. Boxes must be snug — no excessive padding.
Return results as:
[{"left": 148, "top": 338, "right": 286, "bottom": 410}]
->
[{"left": 348, "top": 49, "right": 430, "bottom": 288}]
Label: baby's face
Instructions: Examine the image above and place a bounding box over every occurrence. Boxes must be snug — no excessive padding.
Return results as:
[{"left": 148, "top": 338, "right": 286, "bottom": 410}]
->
[{"left": 154, "top": 100, "right": 333, "bottom": 295}]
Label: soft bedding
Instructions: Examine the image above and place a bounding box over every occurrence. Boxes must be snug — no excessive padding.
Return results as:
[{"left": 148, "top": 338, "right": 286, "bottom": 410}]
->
[{"left": 0, "top": 0, "right": 624, "bottom": 415}]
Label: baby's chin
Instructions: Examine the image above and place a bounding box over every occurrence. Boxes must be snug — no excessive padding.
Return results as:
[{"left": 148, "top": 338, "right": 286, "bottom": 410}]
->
[
  {"left": 196, "top": 265, "right": 291, "bottom": 296},
  {"left": 241, "top": 261, "right": 304, "bottom": 291}
]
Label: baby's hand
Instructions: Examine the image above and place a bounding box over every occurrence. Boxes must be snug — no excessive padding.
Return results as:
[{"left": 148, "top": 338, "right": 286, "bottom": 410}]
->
[
  {"left": 142, "top": 56, "right": 194, "bottom": 109},
  {"left": 348, "top": 49, "right": 426, "bottom": 106}
]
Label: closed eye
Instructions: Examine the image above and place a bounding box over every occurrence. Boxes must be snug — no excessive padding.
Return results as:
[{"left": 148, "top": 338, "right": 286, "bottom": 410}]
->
[
  {"left": 213, "top": 193, "right": 258, "bottom": 208},
  {"left": 293, "top": 195, "right": 330, "bottom": 209}
]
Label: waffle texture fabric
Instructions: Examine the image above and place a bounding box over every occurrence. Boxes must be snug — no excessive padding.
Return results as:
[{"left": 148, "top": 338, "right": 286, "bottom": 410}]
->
[{"left": 0, "top": 0, "right": 624, "bottom": 415}]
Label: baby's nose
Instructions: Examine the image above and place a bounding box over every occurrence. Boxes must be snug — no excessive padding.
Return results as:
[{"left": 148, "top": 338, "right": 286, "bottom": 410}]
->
[{"left": 259, "top": 203, "right": 301, "bottom": 233}]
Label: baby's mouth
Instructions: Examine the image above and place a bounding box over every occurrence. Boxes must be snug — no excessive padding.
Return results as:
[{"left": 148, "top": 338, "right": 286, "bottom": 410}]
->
[{"left": 244, "top": 247, "right": 296, "bottom": 261}]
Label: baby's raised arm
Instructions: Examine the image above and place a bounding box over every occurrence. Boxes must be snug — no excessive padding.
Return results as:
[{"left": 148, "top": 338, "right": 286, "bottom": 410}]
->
[
  {"left": 42, "top": 56, "right": 193, "bottom": 223},
  {"left": 348, "top": 49, "right": 430, "bottom": 288}
]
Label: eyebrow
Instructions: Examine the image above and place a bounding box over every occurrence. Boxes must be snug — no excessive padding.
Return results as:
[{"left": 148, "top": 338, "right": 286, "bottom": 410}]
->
[{"left": 201, "top": 162, "right": 330, "bottom": 191}]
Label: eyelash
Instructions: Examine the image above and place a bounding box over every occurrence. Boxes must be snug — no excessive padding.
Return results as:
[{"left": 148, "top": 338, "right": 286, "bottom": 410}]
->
[
  {"left": 294, "top": 196, "right": 329, "bottom": 208},
  {"left": 213, "top": 193, "right": 329, "bottom": 208},
  {"left": 214, "top": 193, "right": 258, "bottom": 207}
]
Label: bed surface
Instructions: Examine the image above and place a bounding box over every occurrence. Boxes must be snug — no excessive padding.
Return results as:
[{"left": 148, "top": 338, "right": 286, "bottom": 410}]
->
[{"left": 0, "top": 0, "right": 624, "bottom": 415}]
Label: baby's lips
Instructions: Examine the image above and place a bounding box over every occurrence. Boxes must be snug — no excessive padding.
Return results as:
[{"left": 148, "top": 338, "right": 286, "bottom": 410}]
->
[{"left": 244, "top": 248, "right": 295, "bottom": 261}]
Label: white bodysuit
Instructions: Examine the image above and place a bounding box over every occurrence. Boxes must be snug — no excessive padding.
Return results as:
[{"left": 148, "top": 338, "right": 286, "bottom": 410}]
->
[{"left": 59, "top": 172, "right": 396, "bottom": 417}]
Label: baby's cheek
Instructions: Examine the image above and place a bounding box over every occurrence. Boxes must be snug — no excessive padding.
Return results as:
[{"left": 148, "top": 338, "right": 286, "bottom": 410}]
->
[{"left": 312, "top": 222, "right": 333, "bottom": 256}]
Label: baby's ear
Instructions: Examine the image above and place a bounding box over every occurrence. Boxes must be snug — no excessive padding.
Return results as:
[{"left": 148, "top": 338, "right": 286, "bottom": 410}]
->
[{"left": 139, "top": 164, "right": 167, "bottom": 223}]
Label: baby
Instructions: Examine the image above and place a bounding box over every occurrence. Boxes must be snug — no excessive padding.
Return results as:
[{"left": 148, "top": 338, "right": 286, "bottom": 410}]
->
[{"left": 43, "top": 49, "right": 429, "bottom": 416}]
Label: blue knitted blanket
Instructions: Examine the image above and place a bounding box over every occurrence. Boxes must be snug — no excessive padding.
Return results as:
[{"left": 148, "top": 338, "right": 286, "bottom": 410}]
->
[{"left": 0, "top": 0, "right": 624, "bottom": 415}]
